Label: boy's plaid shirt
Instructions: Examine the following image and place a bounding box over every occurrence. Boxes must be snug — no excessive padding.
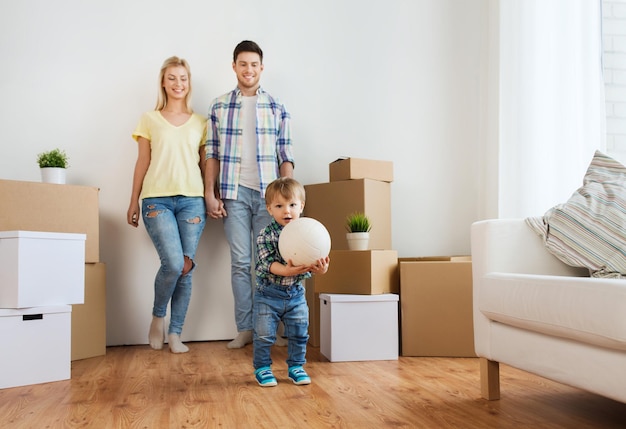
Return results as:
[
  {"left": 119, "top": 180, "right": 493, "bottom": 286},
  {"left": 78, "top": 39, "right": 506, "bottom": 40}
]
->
[{"left": 256, "top": 219, "right": 311, "bottom": 287}]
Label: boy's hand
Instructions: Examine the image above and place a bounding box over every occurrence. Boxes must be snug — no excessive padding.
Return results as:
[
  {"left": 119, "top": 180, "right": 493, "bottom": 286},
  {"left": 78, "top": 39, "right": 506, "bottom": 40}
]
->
[
  {"left": 308, "top": 256, "right": 330, "bottom": 274},
  {"left": 285, "top": 259, "right": 313, "bottom": 276}
]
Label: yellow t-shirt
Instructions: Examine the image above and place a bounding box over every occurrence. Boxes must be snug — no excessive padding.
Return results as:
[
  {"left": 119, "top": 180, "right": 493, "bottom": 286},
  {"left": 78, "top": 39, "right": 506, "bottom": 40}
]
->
[{"left": 132, "top": 111, "right": 207, "bottom": 199}]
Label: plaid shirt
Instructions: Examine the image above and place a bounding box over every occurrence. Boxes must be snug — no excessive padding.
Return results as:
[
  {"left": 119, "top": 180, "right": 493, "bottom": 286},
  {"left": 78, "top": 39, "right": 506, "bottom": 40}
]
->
[
  {"left": 256, "top": 219, "right": 311, "bottom": 287},
  {"left": 206, "top": 87, "right": 294, "bottom": 199}
]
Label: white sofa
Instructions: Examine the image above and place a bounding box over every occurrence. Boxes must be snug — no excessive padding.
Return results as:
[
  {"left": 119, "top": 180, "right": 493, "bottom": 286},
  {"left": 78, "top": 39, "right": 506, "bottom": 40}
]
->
[{"left": 471, "top": 219, "right": 626, "bottom": 404}]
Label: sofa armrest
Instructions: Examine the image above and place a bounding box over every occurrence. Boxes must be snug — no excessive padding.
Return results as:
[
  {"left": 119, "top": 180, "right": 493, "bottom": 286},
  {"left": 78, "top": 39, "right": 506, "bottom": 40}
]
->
[
  {"left": 470, "top": 219, "right": 588, "bottom": 280},
  {"left": 471, "top": 219, "right": 588, "bottom": 361}
]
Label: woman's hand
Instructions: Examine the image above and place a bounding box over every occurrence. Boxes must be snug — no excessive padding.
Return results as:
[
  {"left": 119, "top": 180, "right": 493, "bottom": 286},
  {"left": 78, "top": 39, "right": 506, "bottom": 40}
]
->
[
  {"left": 205, "top": 194, "right": 227, "bottom": 219},
  {"left": 127, "top": 201, "right": 140, "bottom": 227}
]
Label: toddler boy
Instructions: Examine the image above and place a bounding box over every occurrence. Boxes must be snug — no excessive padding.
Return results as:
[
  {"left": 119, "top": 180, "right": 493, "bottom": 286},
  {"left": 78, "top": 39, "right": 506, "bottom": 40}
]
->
[{"left": 253, "top": 177, "right": 330, "bottom": 386}]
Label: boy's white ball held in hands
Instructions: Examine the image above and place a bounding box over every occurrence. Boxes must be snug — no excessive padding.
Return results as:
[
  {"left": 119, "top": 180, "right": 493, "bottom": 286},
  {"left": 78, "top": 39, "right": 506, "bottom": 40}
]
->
[{"left": 278, "top": 217, "right": 331, "bottom": 266}]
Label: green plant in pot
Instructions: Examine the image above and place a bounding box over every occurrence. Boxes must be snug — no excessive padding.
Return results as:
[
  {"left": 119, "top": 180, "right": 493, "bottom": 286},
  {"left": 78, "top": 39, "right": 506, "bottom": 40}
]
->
[
  {"left": 345, "top": 212, "right": 371, "bottom": 250},
  {"left": 37, "top": 148, "right": 69, "bottom": 184}
]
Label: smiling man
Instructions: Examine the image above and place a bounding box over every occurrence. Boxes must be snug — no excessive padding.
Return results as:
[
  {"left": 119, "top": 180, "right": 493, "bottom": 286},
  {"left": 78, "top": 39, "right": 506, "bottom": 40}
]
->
[{"left": 204, "top": 40, "right": 295, "bottom": 349}]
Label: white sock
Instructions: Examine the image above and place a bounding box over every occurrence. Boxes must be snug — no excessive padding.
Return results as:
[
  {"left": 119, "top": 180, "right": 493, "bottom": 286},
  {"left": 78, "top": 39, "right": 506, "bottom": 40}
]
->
[
  {"left": 168, "top": 333, "right": 189, "bottom": 354},
  {"left": 227, "top": 330, "right": 253, "bottom": 349},
  {"left": 149, "top": 316, "right": 165, "bottom": 350}
]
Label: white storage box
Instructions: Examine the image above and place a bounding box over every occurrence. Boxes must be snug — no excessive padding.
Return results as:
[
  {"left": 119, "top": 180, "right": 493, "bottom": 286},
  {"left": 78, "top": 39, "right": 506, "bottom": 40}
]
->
[
  {"left": 319, "top": 293, "right": 399, "bottom": 362},
  {"left": 0, "top": 305, "right": 71, "bottom": 389},
  {"left": 0, "top": 230, "right": 86, "bottom": 308}
]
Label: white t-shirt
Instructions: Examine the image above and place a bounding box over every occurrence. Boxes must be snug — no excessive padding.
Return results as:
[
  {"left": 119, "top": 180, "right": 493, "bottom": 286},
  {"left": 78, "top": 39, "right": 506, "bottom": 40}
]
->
[{"left": 239, "top": 95, "right": 260, "bottom": 191}]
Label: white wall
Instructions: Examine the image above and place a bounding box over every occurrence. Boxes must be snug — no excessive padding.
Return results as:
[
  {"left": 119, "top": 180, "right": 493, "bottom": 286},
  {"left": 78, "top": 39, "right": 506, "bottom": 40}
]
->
[
  {"left": 604, "top": 0, "right": 626, "bottom": 165},
  {"left": 0, "top": 0, "right": 488, "bottom": 345}
]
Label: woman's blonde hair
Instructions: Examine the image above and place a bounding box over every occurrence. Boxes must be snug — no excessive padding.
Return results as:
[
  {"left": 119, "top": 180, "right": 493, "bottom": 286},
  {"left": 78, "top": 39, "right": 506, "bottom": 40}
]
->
[{"left": 155, "top": 56, "right": 193, "bottom": 113}]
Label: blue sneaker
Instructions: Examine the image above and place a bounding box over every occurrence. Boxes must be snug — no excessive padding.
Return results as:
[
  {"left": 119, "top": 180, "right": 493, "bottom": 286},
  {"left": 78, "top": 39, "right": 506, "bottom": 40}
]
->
[
  {"left": 255, "top": 366, "right": 277, "bottom": 387},
  {"left": 288, "top": 366, "right": 311, "bottom": 385}
]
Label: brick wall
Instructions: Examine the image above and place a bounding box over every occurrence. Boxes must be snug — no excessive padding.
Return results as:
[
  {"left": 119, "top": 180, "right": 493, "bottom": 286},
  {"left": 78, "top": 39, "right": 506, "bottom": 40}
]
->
[{"left": 604, "top": 0, "right": 626, "bottom": 154}]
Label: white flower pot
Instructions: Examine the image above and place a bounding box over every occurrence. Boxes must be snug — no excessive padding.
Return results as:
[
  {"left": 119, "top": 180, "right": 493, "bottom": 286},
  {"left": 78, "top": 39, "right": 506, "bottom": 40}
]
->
[
  {"left": 40, "top": 168, "right": 66, "bottom": 184},
  {"left": 346, "top": 232, "right": 370, "bottom": 251}
]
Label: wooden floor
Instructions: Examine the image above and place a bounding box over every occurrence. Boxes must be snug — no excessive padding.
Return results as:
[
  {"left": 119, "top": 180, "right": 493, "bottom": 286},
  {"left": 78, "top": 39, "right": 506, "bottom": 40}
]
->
[{"left": 1, "top": 342, "right": 626, "bottom": 429}]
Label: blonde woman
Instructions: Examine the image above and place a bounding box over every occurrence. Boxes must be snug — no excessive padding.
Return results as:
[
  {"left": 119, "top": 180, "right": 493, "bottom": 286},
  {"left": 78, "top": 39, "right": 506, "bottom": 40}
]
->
[{"left": 127, "top": 56, "right": 207, "bottom": 353}]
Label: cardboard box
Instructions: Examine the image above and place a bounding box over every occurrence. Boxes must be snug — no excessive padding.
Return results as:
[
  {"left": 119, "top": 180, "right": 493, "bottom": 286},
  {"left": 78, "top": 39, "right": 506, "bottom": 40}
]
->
[
  {"left": 72, "top": 263, "right": 106, "bottom": 361},
  {"left": 329, "top": 158, "right": 394, "bottom": 182},
  {"left": 0, "top": 179, "right": 100, "bottom": 263},
  {"left": 304, "top": 179, "right": 391, "bottom": 251},
  {"left": 399, "top": 256, "right": 476, "bottom": 357},
  {"left": 313, "top": 250, "right": 398, "bottom": 295},
  {"left": 0, "top": 305, "right": 71, "bottom": 388},
  {"left": 320, "top": 293, "right": 398, "bottom": 362},
  {"left": 305, "top": 278, "right": 321, "bottom": 347},
  {"left": 0, "top": 231, "right": 86, "bottom": 308}
]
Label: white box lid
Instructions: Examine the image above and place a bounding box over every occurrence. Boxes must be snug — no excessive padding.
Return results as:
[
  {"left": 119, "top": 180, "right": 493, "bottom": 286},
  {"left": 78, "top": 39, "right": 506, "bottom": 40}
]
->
[
  {"left": 0, "top": 230, "right": 86, "bottom": 240},
  {"left": 319, "top": 293, "right": 399, "bottom": 303},
  {"left": 0, "top": 305, "right": 72, "bottom": 316}
]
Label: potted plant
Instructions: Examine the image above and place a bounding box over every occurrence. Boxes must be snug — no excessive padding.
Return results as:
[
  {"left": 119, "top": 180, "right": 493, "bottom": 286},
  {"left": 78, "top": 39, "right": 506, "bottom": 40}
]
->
[
  {"left": 345, "top": 212, "right": 371, "bottom": 250},
  {"left": 37, "top": 148, "right": 69, "bottom": 184}
]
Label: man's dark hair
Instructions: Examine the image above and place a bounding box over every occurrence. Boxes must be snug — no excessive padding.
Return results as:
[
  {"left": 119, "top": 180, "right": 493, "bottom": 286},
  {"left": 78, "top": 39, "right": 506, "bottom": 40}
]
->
[{"left": 233, "top": 40, "right": 263, "bottom": 63}]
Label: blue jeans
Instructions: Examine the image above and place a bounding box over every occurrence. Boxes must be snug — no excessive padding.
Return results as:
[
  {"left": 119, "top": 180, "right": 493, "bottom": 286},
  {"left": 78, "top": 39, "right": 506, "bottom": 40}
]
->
[
  {"left": 253, "top": 281, "right": 309, "bottom": 369},
  {"left": 223, "top": 186, "right": 272, "bottom": 332},
  {"left": 142, "top": 196, "right": 206, "bottom": 335}
]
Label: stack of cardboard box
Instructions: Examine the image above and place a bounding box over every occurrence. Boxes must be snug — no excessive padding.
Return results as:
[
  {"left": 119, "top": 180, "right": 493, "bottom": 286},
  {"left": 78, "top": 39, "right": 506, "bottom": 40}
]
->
[
  {"left": 0, "top": 180, "right": 106, "bottom": 367},
  {"left": 303, "top": 158, "right": 399, "bottom": 361}
]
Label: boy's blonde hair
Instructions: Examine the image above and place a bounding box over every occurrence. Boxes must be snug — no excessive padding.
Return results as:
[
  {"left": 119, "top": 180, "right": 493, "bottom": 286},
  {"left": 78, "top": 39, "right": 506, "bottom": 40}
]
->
[{"left": 265, "top": 177, "right": 306, "bottom": 205}]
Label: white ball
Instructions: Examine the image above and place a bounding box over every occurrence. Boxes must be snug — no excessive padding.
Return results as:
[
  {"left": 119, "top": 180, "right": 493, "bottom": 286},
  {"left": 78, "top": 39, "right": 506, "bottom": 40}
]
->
[{"left": 278, "top": 217, "right": 331, "bottom": 266}]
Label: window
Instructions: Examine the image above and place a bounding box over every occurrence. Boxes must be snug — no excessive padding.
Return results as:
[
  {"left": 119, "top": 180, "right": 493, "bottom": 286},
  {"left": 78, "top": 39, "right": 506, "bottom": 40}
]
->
[{"left": 603, "top": 0, "right": 626, "bottom": 159}]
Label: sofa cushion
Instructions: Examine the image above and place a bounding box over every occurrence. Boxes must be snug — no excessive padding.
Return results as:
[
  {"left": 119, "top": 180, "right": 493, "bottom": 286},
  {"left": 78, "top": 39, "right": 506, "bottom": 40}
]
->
[
  {"left": 480, "top": 272, "right": 626, "bottom": 351},
  {"left": 526, "top": 151, "right": 626, "bottom": 278}
]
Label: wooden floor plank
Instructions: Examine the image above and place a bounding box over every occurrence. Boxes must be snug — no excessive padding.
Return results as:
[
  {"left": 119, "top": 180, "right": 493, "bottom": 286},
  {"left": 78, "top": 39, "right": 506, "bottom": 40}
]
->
[{"left": 1, "top": 342, "right": 625, "bottom": 428}]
